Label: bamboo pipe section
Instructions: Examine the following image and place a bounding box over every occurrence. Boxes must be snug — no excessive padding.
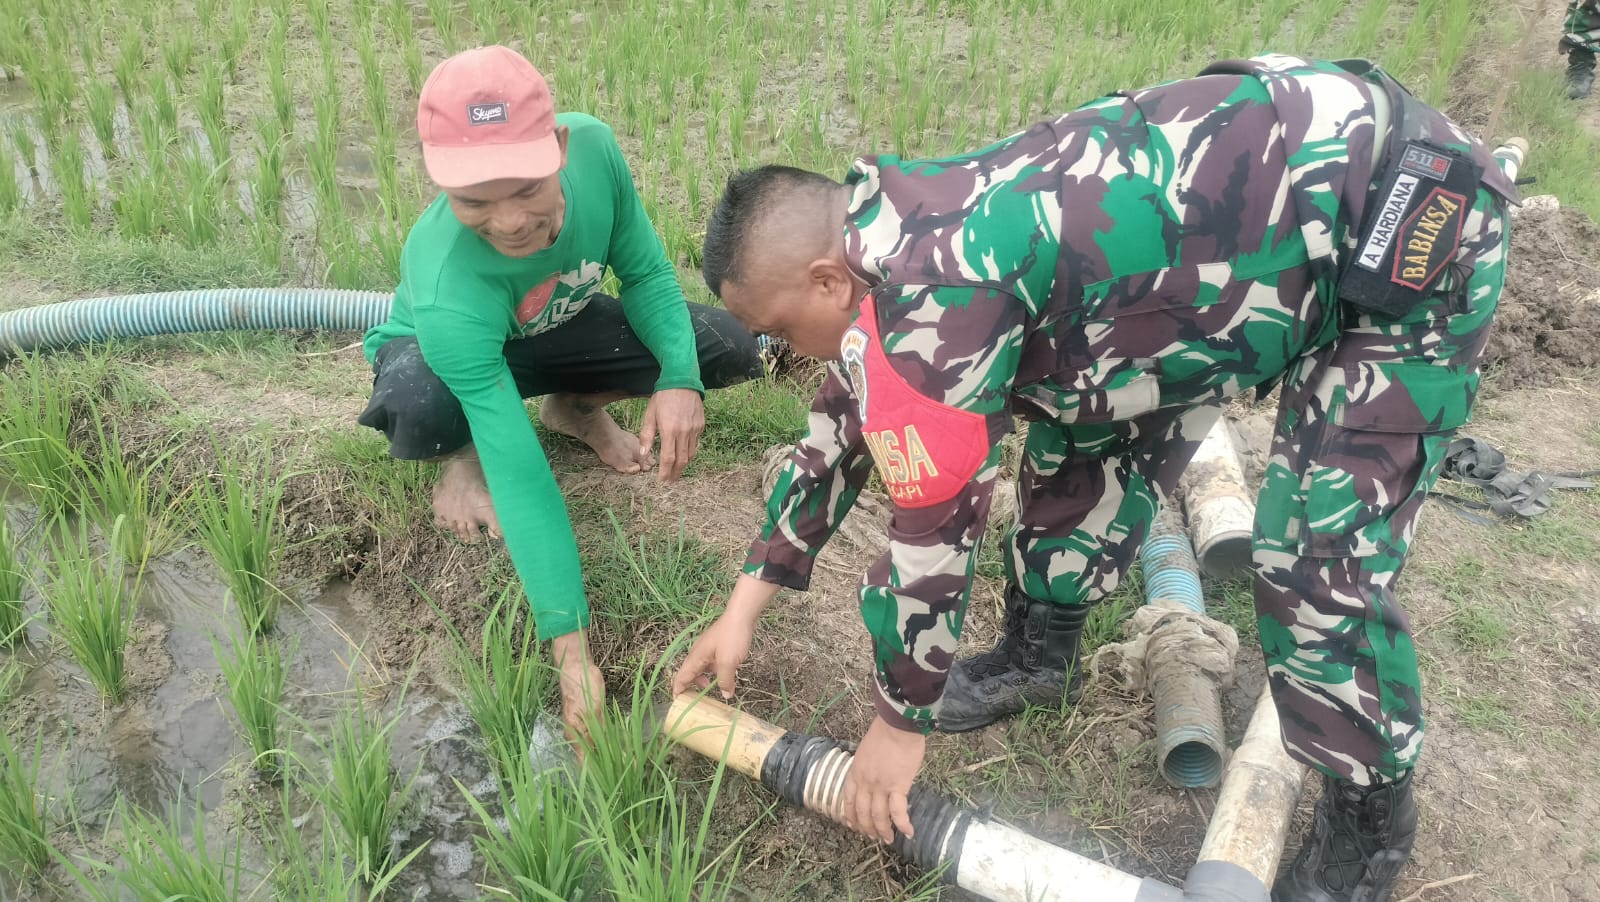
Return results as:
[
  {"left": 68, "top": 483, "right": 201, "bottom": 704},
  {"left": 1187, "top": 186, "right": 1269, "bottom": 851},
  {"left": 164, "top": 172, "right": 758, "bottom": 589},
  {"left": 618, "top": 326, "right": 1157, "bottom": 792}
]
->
[{"left": 662, "top": 692, "right": 1177, "bottom": 902}]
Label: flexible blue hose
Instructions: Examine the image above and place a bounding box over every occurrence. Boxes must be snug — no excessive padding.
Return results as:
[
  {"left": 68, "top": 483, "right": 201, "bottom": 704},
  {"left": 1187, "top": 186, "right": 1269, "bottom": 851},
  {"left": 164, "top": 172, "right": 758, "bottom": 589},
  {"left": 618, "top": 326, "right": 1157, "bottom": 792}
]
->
[
  {"left": 1141, "top": 511, "right": 1224, "bottom": 789},
  {"left": 0, "top": 289, "right": 394, "bottom": 355},
  {"left": 1140, "top": 532, "right": 1206, "bottom": 615}
]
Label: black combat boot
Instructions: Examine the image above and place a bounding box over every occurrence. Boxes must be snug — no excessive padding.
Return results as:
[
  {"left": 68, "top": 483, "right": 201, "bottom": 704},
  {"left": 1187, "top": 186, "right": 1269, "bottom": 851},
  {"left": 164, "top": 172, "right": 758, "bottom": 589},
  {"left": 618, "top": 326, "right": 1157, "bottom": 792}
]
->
[
  {"left": 935, "top": 586, "right": 1088, "bottom": 733},
  {"left": 1273, "top": 771, "right": 1418, "bottom": 902},
  {"left": 1568, "top": 50, "right": 1596, "bottom": 100}
]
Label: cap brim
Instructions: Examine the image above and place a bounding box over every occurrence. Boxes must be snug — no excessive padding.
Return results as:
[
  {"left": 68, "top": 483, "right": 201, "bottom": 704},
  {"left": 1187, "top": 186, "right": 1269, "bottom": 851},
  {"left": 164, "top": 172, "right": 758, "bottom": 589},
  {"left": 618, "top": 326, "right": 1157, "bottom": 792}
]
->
[{"left": 422, "top": 133, "right": 561, "bottom": 189}]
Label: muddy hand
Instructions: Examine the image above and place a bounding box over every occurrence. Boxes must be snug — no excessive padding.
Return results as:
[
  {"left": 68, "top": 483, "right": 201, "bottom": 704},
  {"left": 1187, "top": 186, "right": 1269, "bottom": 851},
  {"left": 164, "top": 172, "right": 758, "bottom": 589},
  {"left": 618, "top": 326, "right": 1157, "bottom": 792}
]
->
[
  {"left": 638, "top": 388, "right": 705, "bottom": 483},
  {"left": 841, "top": 716, "right": 924, "bottom": 844},
  {"left": 553, "top": 631, "right": 605, "bottom": 761}
]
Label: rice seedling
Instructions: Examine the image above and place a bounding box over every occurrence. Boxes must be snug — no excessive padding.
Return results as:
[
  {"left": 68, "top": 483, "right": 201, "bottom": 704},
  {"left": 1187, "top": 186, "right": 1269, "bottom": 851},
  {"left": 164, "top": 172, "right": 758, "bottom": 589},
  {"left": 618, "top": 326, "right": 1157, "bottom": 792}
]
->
[
  {"left": 221, "top": 4, "right": 250, "bottom": 81},
  {"left": 114, "top": 166, "right": 164, "bottom": 239},
  {"left": 171, "top": 141, "right": 226, "bottom": 247},
  {"left": 54, "top": 127, "right": 93, "bottom": 232},
  {"left": 0, "top": 729, "right": 52, "bottom": 882},
  {"left": 307, "top": 0, "right": 333, "bottom": 55},
  {"left": 436, "top": 588, "right": 552, "bottom": 788},
  {"left": 0, "top": 354, "right": 84, "bottom": 516},
  {"left": 96, "top": 797, "right": 242, "bottom": 902},
  {"left": 10, "top": 120, "right": 38, "bottom": 178},
  {"left": 45, "top": 516, "right": 136, "bottom": 705},
  {"left": 0, "top": 660, "right": 20, "bottom": 706},
  {"left": 147, "top": 67, "right": 178, "bottom": 144},
  {"left": 252, "top": 116, "right": 285, "bottom": 225},
  {"left": 0, "top": 513, "right": 24, "bottom": 645},
  {"left": 267, "top": 20, "right": 294, "bottom": 137},
  {"left": 160, "top": 20, "right": 195, "bottom": 86},
  {"left": 83, "top": 79, "right": 119, "bottom": 164},
  {"left": 587, "top": 759, "right": 742, "bottom": 902},
  {"left": 111, "top": 34, "right": 145, "bottom": 104},
  {"left": 192, "top": 443, "right": 290, "bottom": 635},
  {"left": 196, "top": 0, "right": 220, "bottom": 32},
  {"left": 315, "top": 692, "right": 425, "bottom": 886},
  {"left": 0, "top": 141, "right": 20, "bottom": 214},
  {"left": 267, "top": 776, "right": 423, "bottom": 900},
  {"left": 428, "top": 0, "right": 460, "bottom": 55},
  {"left": 213, "top": 627, "right": 287, "bottom": 780},
  {"left": 75, "top": 422, "right": 182, "bottom": 568},
  {"left": 458, "top": 756, "right": 596, "bottom": 901},
  {"left": 198, "top": 58, "right": 229, "bottom": 166}
]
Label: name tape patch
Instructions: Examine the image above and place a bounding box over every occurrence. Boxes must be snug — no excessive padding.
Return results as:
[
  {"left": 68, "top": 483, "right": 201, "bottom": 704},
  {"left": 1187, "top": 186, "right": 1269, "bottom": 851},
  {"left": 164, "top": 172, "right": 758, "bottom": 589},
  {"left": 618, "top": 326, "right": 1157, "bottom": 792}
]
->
[
  {"left": 1355, "top": 171, "right": 1420, "bottom": 272},
  {"left": 467, "top": 102, "right": 508, "bottom": 125}
]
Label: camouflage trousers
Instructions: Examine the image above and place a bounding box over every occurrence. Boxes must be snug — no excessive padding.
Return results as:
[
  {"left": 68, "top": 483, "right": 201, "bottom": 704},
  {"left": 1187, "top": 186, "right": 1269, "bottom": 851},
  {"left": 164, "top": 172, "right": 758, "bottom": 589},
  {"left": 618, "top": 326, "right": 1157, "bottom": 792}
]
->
[
  {"left": 1565, "top": 0, "right": 1600, "bottom": 54},
  {"left": 1001, "top": 189, "right": 1508, "bottom": 786}
]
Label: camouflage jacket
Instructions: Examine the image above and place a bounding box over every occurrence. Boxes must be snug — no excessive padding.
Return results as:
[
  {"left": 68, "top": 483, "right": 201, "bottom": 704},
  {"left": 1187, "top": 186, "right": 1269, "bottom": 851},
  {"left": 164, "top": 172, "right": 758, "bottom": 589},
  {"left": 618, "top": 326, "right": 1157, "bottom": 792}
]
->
[{"left": 742, "top": 55, "right": 1501, "bottom": 731}]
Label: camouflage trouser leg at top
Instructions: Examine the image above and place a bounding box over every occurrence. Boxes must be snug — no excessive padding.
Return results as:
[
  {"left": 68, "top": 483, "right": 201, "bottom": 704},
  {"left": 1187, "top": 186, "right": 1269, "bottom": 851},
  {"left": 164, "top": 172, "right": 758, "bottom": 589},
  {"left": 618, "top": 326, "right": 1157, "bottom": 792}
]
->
[
  {"left": 1253, "top": 188, "right": 1509, "bottom": 787},
  {"left": 1566, "top": 0, "right": 1600, "bottom": 47},
  {"left": 1003, "top": 404, "right": 1225, "bottom": 609}
]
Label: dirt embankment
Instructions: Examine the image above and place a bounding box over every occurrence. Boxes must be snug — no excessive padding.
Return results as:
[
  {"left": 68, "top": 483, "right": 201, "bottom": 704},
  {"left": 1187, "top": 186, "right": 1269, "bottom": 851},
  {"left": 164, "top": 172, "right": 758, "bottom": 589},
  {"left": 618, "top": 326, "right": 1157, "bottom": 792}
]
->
[{"left": 1485, "top": 199, "right": 1600, "bottom": 388}]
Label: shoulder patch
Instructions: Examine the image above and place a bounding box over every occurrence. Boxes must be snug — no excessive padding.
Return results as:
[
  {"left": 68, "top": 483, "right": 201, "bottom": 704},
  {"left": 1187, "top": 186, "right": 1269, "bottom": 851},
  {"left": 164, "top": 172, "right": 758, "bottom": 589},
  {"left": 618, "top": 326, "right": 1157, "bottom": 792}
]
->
[{"left": 840, "top": 325, "right": 870, "bottom": 415}]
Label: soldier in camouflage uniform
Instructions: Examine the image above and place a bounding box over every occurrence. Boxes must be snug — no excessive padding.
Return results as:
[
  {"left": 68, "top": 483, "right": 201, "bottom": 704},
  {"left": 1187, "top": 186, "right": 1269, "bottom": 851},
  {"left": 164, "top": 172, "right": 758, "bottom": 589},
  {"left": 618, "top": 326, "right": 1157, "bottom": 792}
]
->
[
  {"left": 671, "top": 54, "right": 1519, "bottom": 901},
  {"left": 1563, "top": 0, "right": 1600, "bottom": 98}
]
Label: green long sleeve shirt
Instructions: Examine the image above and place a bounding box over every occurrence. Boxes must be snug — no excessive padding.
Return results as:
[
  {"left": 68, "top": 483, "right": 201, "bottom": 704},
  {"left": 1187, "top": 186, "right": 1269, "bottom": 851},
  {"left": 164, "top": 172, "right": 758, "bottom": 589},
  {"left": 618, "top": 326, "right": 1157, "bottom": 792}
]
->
[{"left": 362, "top": 113, "right": 702, "bottom": 639}]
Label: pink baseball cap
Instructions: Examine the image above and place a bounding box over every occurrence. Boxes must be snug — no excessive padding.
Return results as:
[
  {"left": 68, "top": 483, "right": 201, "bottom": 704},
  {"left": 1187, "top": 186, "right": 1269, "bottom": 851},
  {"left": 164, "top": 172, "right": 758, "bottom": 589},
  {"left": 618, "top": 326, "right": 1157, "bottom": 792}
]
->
[{"left": 417, "top": 46, "right": 561, "bottom": 189}]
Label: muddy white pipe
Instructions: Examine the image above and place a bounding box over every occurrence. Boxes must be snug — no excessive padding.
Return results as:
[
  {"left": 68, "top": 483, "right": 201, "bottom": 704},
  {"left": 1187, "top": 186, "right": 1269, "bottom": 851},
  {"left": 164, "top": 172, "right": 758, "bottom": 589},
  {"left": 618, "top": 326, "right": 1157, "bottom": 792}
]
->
[
  {"left": 1182, "top": 686, "right": 1307, "bottom": 901},
  {"left": 663, "top": 691, "right": 1314, "bottom": 901},
  {"left": 1178, "top": 420, "right": 1255, "bottom": 580}
]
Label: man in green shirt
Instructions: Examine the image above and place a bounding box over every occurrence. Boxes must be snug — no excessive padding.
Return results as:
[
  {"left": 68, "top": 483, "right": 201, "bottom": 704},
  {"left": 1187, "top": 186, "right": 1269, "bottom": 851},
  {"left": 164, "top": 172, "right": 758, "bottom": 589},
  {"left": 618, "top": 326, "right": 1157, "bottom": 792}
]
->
[{"left": 359, "top": 46, "right": 762, "bottom": 739}]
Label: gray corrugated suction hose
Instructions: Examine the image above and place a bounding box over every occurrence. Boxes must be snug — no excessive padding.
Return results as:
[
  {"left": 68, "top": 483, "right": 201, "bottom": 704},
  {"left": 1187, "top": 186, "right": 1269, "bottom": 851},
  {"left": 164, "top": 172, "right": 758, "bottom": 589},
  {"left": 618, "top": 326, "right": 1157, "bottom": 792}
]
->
[{"left": 0, "top": 289, "right": 394, "bottom": 356}]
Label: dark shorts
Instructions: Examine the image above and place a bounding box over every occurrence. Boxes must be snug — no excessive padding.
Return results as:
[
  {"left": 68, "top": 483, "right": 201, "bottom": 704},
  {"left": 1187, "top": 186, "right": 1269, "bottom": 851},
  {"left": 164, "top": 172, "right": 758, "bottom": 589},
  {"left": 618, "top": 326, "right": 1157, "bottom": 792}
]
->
[{"left": 357, "top": 295, "right": 763, "bottom": 460}]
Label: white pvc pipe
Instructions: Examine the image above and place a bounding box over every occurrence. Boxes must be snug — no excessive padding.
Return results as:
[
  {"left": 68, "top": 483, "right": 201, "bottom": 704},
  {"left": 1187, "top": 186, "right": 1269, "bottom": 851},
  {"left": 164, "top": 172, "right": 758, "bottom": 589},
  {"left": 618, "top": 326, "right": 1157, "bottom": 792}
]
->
[
  {"left": 1180, "top": 420, "right": 1255, "bottom": 579},
  {"left": 958, "top": 818, "right": 1148, "bottom": 902},
  {"left": 1191, "top": 686, "right": 1307, "bottom": 887}
]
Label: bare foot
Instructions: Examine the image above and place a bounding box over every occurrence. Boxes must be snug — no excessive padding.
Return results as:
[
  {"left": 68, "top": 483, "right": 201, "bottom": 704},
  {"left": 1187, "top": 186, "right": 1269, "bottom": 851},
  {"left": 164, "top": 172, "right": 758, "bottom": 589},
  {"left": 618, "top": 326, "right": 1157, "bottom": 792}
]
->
[
  {"left": 432, "top": 454, "right": 502, "bottom": 543},
  {"left": 540, "top": 393, "right": 650, "bottom": 474}
]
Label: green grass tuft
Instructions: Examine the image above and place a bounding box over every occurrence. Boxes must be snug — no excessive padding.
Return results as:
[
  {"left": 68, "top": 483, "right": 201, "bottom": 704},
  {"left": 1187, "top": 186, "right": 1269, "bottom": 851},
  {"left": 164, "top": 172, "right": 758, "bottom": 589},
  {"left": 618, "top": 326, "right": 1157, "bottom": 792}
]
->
[
  {"left": 0, "top": 354, "right": 85, "bottom": 517},
  {"left": 581, "top": 513, "right": 733, "bottom": 628}
]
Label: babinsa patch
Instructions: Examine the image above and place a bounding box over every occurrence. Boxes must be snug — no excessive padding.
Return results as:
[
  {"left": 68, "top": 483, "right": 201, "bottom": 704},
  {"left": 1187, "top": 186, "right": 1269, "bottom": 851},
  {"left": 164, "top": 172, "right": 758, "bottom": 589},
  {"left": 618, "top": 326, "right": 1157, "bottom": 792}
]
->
[
  {"left": 1339, "top": 139, "right": 1480, "bottom": 318},
  {"left": 1391, "top": 186, "right": 1466, "bottom": 290}
]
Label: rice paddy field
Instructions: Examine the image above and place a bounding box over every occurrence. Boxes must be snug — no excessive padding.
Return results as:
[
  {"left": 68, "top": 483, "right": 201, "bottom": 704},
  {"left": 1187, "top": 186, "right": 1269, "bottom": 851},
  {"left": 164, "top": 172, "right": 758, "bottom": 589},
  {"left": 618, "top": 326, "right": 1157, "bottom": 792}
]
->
[{"left": 1, "top": 0, "right": 1599, "bottom": 900}]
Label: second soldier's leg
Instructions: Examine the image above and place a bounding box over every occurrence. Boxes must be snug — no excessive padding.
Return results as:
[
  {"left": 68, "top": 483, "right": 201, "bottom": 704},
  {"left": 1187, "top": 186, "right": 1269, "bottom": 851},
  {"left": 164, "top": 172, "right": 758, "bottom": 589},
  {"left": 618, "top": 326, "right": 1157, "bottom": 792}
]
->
[
  {"left": 1564, "top": 0, "right": 1598, "bottom": 98},
  {"left": 937, "top": 404, "right": 1223, "bottom": 732},
  {"left": 1262, "top": 188, "right": 1509, "bottom": 902}
]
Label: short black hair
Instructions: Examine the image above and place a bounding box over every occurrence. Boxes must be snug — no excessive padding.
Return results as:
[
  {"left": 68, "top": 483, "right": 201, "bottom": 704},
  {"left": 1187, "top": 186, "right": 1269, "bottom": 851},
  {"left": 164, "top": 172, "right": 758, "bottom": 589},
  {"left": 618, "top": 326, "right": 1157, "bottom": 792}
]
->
[{"left": 701, "top": 165, "right": 840, "bottom": 297}]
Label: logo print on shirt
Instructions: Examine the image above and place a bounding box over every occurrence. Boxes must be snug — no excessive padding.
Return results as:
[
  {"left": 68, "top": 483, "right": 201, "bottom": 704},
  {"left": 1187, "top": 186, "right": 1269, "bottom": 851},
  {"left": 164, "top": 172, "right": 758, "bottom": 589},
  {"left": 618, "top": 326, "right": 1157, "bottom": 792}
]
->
[
  {"left": 517, "top": 276, "right": 559, "bottom": 326},
  {"left": 467, "top": 102, "right": 508, "bottom": 125}
]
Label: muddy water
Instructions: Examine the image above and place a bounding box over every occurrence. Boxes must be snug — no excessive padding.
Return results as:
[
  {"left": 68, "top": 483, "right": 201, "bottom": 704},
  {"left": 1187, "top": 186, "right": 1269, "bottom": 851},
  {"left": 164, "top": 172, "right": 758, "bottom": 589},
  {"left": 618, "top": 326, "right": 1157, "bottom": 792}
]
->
[{"left": 0, "top": 496, "right": 559, "bottom": 900}]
